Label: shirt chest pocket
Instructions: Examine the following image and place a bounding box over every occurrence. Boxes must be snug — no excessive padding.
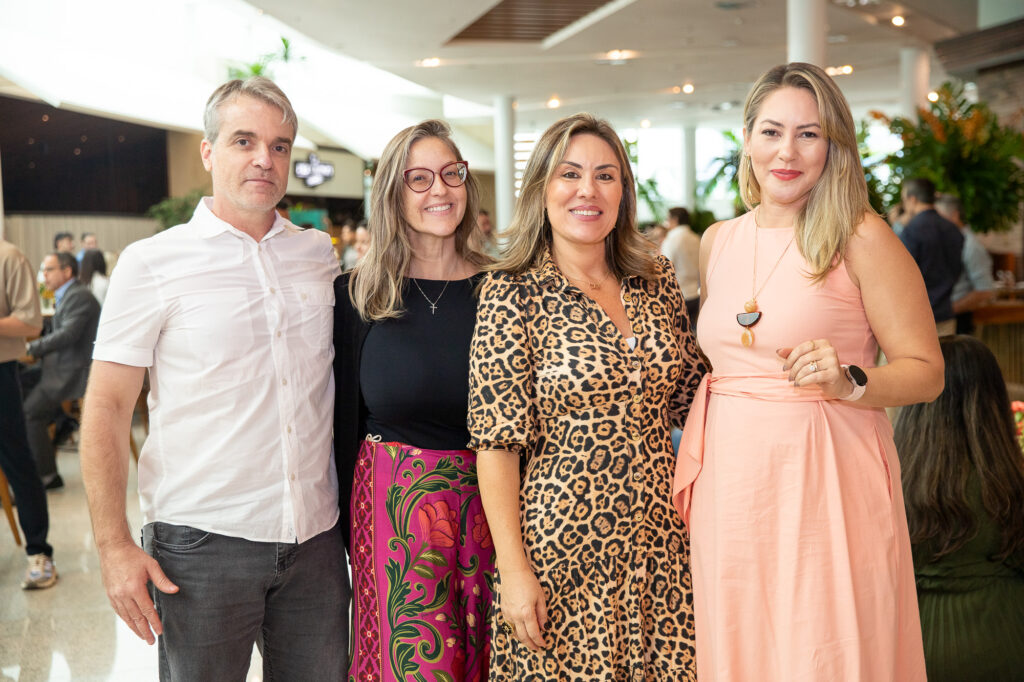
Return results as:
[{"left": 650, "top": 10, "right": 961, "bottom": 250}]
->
[{"left": 288, "top": 282, "right": 334, "bottom": 352}]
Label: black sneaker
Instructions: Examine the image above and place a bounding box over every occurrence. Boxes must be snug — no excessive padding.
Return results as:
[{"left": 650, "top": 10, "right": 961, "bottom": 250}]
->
[
  {"left": 52, "top": 418, "right": 79, "bottom": 446},
  {"left": 43, "top": 474, "right": 64, "bottom": 491}
]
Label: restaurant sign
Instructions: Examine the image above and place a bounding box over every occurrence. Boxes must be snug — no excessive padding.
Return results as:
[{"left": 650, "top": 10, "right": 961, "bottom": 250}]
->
[{"left": 294, "top": 153, "right": 335, "bottom": 188}]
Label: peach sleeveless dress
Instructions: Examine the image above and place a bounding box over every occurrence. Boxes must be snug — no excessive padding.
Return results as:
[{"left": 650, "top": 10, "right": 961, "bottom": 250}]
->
[{"left": 673, "top": 212, "right": 926, "bottom": 681}]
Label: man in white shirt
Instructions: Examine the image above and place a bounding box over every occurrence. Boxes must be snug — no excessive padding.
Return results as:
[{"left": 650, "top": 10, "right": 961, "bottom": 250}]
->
[
  {"left": 660, "top": 206, "right": 701, "bottom": 326},
  {"left": 80, "top": 77, "right": 346, "bottom": 680}
]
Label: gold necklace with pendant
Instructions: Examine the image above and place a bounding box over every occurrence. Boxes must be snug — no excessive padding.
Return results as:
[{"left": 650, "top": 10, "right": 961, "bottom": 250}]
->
[{"left": 737, "top": 209, "right": 796, "bottom": 347}]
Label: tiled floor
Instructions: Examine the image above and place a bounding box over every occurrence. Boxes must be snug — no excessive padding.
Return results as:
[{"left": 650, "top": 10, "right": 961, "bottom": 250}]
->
[{"left": 0, "top": 432, "right": 262, "bottom": 681}]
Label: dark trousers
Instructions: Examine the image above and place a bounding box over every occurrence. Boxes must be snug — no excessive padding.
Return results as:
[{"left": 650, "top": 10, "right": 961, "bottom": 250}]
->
[
  {"left": 685, "top": 296, "right": 700, "bottom": 332},
  {"left": 0, "top": 361, "right": 52, "bottom": 556},
  {"left": 143, "top": 521, "right": 350, "bottom": 681},
  {"left": 23, "top": 382, "right": 62, "bottom": 480}
]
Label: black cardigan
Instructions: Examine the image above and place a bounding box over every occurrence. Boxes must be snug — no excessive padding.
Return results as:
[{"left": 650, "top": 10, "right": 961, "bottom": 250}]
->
[{"left": 332, "top": 272, "right": 371, "bottom": 558}]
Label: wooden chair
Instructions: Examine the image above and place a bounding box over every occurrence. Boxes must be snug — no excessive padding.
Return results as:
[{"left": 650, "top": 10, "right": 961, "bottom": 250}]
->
[{"left": 0, "top": 468, "right": 22, "bottom": 547}]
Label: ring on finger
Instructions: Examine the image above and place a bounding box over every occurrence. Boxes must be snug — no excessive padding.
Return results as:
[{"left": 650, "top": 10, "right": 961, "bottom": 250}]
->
[{"left": 809, "top": 361, "right": 818, "bottom": 373}]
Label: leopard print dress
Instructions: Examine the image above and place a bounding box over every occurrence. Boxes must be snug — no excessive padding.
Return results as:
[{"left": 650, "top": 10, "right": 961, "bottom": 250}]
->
[{"left": 468, "top": 250, "right": 705, "bottom": 681}]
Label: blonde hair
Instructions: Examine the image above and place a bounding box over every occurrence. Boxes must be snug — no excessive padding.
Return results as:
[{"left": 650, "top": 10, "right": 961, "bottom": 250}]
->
[
  {"left": 351, "top": 120, "right": 487, "bottom": 321},
  {"left": 738, "top": 63, "right": 873, "bottom": 283},
  {"left": 495, "top": 112, "right": 658, "bottom": 281}
]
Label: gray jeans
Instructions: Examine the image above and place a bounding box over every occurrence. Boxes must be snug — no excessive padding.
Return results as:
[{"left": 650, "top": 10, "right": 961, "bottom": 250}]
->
[{"left": 142, "top": 521, "right": 349, "bottom": 681}]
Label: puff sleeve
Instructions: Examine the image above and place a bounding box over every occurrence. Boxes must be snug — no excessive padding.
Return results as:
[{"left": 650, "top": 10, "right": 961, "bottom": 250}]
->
[{"left": 467, "top": 270, "right": 537, "bottom": 458}]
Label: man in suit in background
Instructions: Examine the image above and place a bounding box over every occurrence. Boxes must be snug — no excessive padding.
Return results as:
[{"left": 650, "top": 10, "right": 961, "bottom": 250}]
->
[{"left": 23, "top": 251, "right": 100, "bottom": 490}]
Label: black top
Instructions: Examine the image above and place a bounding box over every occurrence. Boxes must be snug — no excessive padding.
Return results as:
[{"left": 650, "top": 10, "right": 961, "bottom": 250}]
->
[
  {"left": 899, "top": 208, "right": 964, "bottom": 323},
  {"left": 361, "top": 276, "right": 480, "bottom": 449},
  {"left": 333, "top": 272, "right": 482, "bottom": 555}
]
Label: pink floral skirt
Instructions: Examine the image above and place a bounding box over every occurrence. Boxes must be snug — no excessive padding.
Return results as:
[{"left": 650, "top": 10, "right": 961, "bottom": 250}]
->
[{"left": 349, "top": 438, "right": 494, "bottom": 682}]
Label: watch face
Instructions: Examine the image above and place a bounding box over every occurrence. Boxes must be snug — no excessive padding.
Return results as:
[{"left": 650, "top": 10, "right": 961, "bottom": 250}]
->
[{"left": 848, "top": 365, "right": 868, "bottom": 386}]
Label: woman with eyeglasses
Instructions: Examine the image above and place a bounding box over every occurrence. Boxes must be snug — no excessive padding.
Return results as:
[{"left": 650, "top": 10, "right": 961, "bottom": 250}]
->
[
  {"left": 468, "top": 113, "right": 705, "bottom": 680},
  {"left": 334, "top": 119, "right": 494, "bottom": 681}
]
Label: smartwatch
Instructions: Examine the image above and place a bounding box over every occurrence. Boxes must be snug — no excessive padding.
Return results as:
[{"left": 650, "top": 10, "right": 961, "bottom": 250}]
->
[{"left": 840, "top": 364, "right": 868, "bottom": 401}]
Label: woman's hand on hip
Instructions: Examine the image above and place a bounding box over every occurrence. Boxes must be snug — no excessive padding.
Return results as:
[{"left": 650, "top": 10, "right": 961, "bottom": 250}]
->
[{"left": 498, "top": 567, "right": 549, "bottom": 651}]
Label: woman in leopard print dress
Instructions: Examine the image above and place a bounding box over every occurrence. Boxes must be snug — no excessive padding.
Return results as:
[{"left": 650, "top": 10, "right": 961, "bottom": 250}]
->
[{"left": 468, "top": 113, "right": 705, "bottom": 681}]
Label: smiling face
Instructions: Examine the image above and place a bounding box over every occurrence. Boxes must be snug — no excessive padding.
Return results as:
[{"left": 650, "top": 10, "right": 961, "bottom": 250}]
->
[
  {"left": 401, "top": 136, "right": 467, "bottom": 242},
  {"left": 544, "top": 133, "right": 623, "bottom": 250},
  {"left": 744, "top": 86, "right": 828, "bottom": 212},
  {"left": 200, "top": 95, "right": 293, "bottom": 228}
]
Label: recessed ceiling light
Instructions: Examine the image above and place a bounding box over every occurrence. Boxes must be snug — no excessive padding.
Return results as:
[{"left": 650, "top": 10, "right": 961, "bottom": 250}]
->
[
  {"left": 927, "top": 91, "right": 939, "bottom": 102},
  {"left": 672, "top": 86, "right": 682, "bottom": 94},
  {"left": 892, "top": 15, "right": 905, "bottom": 27},
  {"left": 640, "top": 119, "right": 651, "bottom": 128},
  {"left": 683, "top": 83, "right": 695, "bottom": 94},
  {"left": 416, "top": 57, "right": 441, "bottom": 68},
  {"left": 546, "top": 96, "right": 561, "bottom": 109}
]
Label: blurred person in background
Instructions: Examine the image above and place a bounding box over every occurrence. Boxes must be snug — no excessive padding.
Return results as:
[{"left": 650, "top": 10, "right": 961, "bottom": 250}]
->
[
  {"left": 935, "top": 195, "right": 995, "bottom": 335},
  {"left": 661, "top": 206, "right": 701, "bottom": 325},
  {"left": 78, "top": 249, "right": 109, "bottom": 306},
  {"left": 894, "top": 335, "right": 1024, "bottom": 682}
]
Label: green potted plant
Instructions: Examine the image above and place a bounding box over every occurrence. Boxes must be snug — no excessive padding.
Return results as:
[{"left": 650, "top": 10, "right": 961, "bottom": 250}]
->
[
  {"left": 699, "top": 130, "right": 744, "bottom": 218},
  {"left": 147, "top": 189, "right": 207, "bottom": 231},
  {"left": 870, "top": 82, "right": 1024, "bottom": 233}
]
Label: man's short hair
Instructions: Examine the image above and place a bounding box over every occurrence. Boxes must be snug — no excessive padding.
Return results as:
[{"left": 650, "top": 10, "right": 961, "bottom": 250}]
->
[
  {"left": 81, "top": 231, "right": 95, "bottom": 241},
  {"left": 479, "top": 209, "right": 490, "bottom": 216},
  {"left": 53, "top": 251, "right": 78, "bottom": 277},
  {"left": 203, "top": 77, "right": 298, "bottom": 145},
  {"left": 935, "top": 194, "right": 962, "bottom": 216},
  {"left": 668, "top": 206, "right": 690, "bottom": 226},
  {"left": 903, "top": 178, "right": 936, "bottom": 205},
  {"left": 53, "top": 232, "right": 73, "bottom": 249}
]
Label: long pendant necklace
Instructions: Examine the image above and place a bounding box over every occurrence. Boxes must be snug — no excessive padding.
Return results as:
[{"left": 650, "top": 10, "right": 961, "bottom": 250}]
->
[{"left": 737, "top": 209, "right": 795, "bottom": 347}]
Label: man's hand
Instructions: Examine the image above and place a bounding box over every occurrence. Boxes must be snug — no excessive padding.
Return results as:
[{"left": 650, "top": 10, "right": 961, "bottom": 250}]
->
[{"left": 99, "top": 540, "right": 179, "bottom": 645}]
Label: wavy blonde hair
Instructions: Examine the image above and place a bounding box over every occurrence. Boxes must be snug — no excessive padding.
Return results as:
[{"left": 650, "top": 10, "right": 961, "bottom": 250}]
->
[
  {"left": 495, "top": 112, "right": 658, "bottom": 281},
  {"left": 738, "top": 62, "right": 874, "bottom": 283},
  {"left": 351, "top": 120, "right": 488, "bottom": 321}
]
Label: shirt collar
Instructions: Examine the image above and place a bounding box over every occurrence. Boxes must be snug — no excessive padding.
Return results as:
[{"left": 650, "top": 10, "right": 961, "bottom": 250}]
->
[
  {"left": 192, "top": 196, "right": 294, "bottom": 242},
  {"left": 54, "top": 278, "right": 74, "bottom": 306}
]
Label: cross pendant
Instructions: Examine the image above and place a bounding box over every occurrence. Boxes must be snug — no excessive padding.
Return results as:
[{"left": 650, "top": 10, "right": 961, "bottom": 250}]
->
[{"left": 429, "top": 303, "right": 437, "bottom": 315}]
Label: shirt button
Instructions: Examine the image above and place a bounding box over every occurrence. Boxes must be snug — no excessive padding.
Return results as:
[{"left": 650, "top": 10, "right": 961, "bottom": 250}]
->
[
  {"left": 633, "top": 511, "right": 643, "bottom": 522},
  {"left": 276, "top": 330, "right": 282, "bottom": 338},
  {"left": 282, "top": 378, "right": 288, "bottom": 386},
  {"left": 632, "top": 471, "right": 642, "bottom": 482},
  {"left": 623, "top": 293, "right": 632, "bottom": 303},
  {"left": 289, "top": 473, "right": 296, "bottom": 481},
  {"left": 632, "top": 393, "right": 642, "bottom": 404},
  {"left": 270, "top": 287, "right": 276, "bottom": 294},
  {"left": 632, "top": 325, "right": 643, "bottom": 335},
  {"left": 287, "top": 425, "right": 292, "bottom": 434},
  {"left": 631, "top": 359, "right": 641, "bottom": 369},
  {"left": 301, "top": 293, "right": 308, "bottom": 301}
]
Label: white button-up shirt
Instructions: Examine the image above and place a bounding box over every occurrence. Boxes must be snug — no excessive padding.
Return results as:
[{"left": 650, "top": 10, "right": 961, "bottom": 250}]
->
[{"left": 93, "top": 198, "right": 341, "bottom": 543}]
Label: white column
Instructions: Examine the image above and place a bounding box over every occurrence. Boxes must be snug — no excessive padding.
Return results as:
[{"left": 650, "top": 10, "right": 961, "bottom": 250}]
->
[
  {"left": 682, "top": 125, "right": 697, "bottom": 211},
  {"left": 900, "top": 47, "right": 930, "bottom": 119},
  {"left": 492, "top": 95, "right": 515, "bottom": 235},
  {"left": 787, "top": 0, "right": 826, "bottom": 66}
]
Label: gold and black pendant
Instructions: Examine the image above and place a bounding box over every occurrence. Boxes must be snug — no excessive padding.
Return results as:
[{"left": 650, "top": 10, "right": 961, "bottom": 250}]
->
[{"left": 736, "top": 300, "right": 761, "bottom": 347}]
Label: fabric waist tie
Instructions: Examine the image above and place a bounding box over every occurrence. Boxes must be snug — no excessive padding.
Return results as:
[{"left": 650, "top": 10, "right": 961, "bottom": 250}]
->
[{"left": 671, "top": 373, "right": 831, "bottom": 525}]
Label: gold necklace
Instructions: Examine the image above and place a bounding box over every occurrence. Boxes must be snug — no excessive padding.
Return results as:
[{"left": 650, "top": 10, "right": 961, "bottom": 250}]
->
[
  {"left": 565, "top": 269, "right": 613, "bottom": 290},
  {"left": 737, "top": 209, "right": 795, "bottom": 347}
]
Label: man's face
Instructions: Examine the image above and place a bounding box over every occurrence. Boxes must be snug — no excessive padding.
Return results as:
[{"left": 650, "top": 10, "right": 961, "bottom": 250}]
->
[
  {"left": 200, "top": 95, "right": 293, "bottom": 226},
  {"left": 41, "top": 255, "right": 72, "bottom": 292},
  {"left": 901, "top": 191, "right": 920, "bottom": 218},
  {"left": 55, "top": 237, "right": 74, "bottom": 253},
  {"left": 82, "top": 235, "right": 98, "bottom": 250}
]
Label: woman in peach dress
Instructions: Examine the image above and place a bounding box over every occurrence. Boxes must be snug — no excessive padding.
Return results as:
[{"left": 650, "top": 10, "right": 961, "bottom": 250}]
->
[{"left": 674, "top": 62, "right": 942, "bottom": 681}]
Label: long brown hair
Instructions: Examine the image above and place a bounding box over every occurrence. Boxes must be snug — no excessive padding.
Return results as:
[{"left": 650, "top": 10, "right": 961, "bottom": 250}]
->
[
  {"left": 739, "top": 63, "right": 874, "bottom": 283},
  {"left": 494, "top": 112, "right": 658, "bottom": 281},
  {"left": 894, "top": 335, "right": 1024, "bottom": 562},
  {"left": 350, "top": 119, "right": 488, "bottom": 321}
]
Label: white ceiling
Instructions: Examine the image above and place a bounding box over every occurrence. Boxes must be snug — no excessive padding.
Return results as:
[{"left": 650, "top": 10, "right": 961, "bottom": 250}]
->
[{"left": 253, "top": 0, "right": 976, "bottom": 136}]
